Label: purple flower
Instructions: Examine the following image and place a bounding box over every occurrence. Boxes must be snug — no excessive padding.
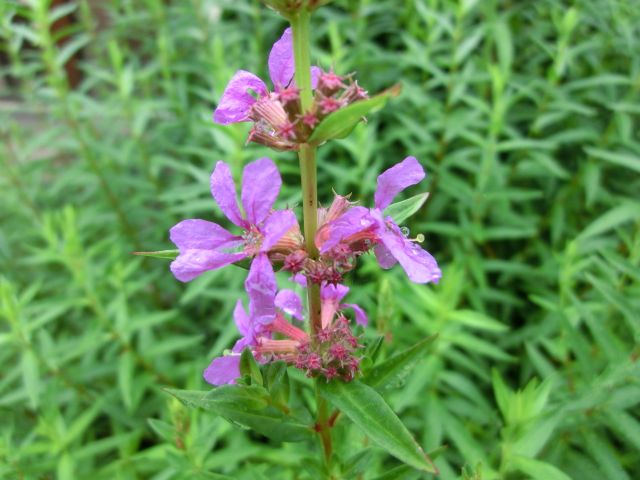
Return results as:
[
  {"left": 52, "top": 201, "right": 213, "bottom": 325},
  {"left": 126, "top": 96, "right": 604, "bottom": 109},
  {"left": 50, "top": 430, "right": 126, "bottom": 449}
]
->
[
  {"left": 318, "top": 157, "right": 441, "bottom": 284},
  {"left": 204, "top": 255, "right": 308, "bottom": 386},
  {"left": 293, "top": 274, "right": 368, "bottom": 328},
  {"left": 320, "top": 283, "right": 368, "bottom": 328},
  {"left": 170, "top": 158, "right": 297, "bottom": 282},
  {"left": 213, "top": 28, "right": 319, "bottom": 125}
]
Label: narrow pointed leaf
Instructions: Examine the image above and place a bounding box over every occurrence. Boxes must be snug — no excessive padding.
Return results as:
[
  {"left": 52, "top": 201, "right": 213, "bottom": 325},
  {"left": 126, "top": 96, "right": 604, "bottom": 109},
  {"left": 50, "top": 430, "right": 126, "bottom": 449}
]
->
[
  {"left": 133, "top": 250, "right": 252, "bottom": 270},
  {"left": 510, "top": 456, "right": 572, "bottom": 480},
  {"left": 319, "top": 380, "right": 437, "bottom": 473},
  {"left": 364, "top": 335, "right": 437, "bottom": 390},
  {"left": 133, "top": 249, "right": 179, "bottom": 260},
  {"left": 309, "top": 84, "right": 401, "bottom": 144},
  {"left": 384, "top": 193, "right": 430, "bottom": 225},
  {"left": 164, "top": 387, "right": 312, "bottom": 442},
  {"left": 239, "top": 348, "right": 263, "bottom": 386}
]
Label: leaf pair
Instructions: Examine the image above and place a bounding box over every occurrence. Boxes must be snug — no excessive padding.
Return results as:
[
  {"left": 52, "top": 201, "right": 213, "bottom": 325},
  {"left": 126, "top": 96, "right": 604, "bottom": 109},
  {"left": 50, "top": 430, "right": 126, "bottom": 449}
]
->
[{"left": 165, "top": 385, "right": 311, "bottom": 443}]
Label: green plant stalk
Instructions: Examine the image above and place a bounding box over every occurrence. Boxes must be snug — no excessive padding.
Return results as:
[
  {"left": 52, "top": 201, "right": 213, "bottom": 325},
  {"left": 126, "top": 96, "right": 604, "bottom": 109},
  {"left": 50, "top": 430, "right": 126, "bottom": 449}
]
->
[
  {"left": 291, "top": 11, "right": 321, "bottom": 335},
  {"left": 291, "top": 9, "right": 332, "bottom": 471}
]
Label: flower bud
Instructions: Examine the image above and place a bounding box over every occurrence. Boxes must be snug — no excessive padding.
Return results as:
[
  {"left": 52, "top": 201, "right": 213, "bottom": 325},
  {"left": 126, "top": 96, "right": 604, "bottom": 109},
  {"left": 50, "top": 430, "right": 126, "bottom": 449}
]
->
[{"left": 260, "top": 0, "right": 332, "bottom": 15}]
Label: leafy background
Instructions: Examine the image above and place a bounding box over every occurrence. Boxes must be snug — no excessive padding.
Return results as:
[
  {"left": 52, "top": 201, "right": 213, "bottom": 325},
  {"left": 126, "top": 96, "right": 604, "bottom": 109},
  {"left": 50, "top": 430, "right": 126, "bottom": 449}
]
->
[{"left": 1, "top": 0, "right": 639, "bottom": 478}]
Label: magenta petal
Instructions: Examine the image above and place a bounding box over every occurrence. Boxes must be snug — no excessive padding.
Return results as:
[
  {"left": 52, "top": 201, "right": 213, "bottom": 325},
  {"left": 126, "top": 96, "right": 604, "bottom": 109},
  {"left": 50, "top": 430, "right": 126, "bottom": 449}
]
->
[
  {"left": 233, "top": 299, "right": 251, "bottom": 337},
  {"left": 261, "top": 209, "right": 297, "bottom": 252},
  {"left": 275, "top": 289, "right": 304, "bottom": 321},
  {"left": 268, "top": 28, "right": 294, "bottom": 88},
  {"left": 374, "top": 242, "right": 398, "bottom": 269},
  {"left": 213, "top": 70, "right": 267, "bottom": 124},
  {"left": 320, "top": 283, "right": 349, "bottom": 302},
  {"left": 170, "top": 250, "right": 246, "bottom": 282},
  {"left": 170, "top": 219, "right": 241, "bottom": 250},
  {"left": 292, "top": 273, "right": 307, "bottom": 287},
  {"left": 203, "top": 355, "right": 241, "bottom": 385},
  {"left": 211, "top": 161, "right": 245, "bottom": 228},
  {"left": 241, "top": 158, "right": 282, "bottom": 225},
  {"left": 379, "top": 229, "right": 441, "bottom": 283},
  {"left": 375, "top": 156, "right": 426, "bottom": 210},
  {"left": 310, "top": 66, "right": 321, "bottom": 89},
  {"left": 246, "top": 253, "right": 277, "bottom": 325},
  {"left": 232, "top": 337, "right": 252, "bottom": 354},
  {"left": 319, "top": 207, "right": 375, "bottom": 253},
  {"left": 343, "top": 303, "right": 368, "bottom": 326}
]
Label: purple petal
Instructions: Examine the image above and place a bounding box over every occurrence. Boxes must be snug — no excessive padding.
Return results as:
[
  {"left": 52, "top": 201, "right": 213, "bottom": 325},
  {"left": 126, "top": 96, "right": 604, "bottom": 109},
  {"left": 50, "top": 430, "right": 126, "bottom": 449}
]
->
[
  {"left": 268, "top": 28, "right": 294, "bottom": 88},
  {"left": 246, "top": 253, "right": 277, "bottom": 325},
  {"left": 343, "top": 303, "right": 368, "bottom": 326},
  {"left": 170, "top": 250, "right": 246, "bottom": 282},
  {"left": 292, "top": 273, "right": 307, "bottom": 287},
  {"left": 375, "top": 156, "right": 425, "bottom": 210},
  {"left": 213, "top": 70, "right": 267, "bottom": 124},
  {"left": 318, "top": 207, "right": 376, "bottom": 253},
  {"left": 290, "top": 66, "right": 323, "bottom": 90},
  {"left": 170, "top": 219, "right": 241, "bottom": 250},
  {"left": 211, "top": 161, "right": 245, "bottom": 228},
  {"left": 374, "top": 243, "right": 397, "bottom": 269},
  {"left": 320, "top": 283, "right": 349, "bottom": 302},
  {"left": 203, "top": 355, "right": 241, "bottom": 385},
  {"left": 275, "top": 289, "right": 304, "bottom": 321},
  {"left": 310, "top": 66, "right": 321, "bottom": 89},
  {"left": 241, "top": 158, "right": 282, "bottom": 225},
  {"left": 261, "top": 209, "right": 297, "bottom": 252},
  {"left": 378, "top": 228, "right": 441, "bottom": 284},
  {"left": 233, "top": 299, "right": 251, "bottom": 337},
  {"left": 232, "top": 337, "right": 252, "bottom": 354}
]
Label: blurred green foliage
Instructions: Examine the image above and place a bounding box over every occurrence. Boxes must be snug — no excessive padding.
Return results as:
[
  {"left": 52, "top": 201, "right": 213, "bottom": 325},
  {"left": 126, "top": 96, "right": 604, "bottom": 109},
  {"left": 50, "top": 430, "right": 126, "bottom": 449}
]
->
[{"left": 1, "top": 0, "right": 639, "bottom": 478}]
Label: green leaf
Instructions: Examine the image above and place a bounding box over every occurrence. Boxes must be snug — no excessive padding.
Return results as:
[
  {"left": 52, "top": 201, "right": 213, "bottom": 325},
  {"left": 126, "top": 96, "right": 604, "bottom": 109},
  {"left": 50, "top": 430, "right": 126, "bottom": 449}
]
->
[
  {"left": 133, "top": 249, "right": 252, "bottom": 270},
  {"left": 21, "top": 350, "right": 40, "bottom": 410},
  {"left": 239, "top": 348, "right": 263, "bottom": 386},
  {"left": 577, "top": 202, "right": 640, "bottom": 241},
  {"left": 265, "top": 361, "right": 290, "bottom": 407},
  {"left": 371, "top": 465, "right": 419, "bottom": 480},
  {"left": 147, "top": 418, "right": 175, "bottom": 441},
  {"left": 384, "top": 193, "right": 430, "bottom": 224},
  {"left": 492, "top": 369, "right": 511, "bottom": 420},
  {"left": 319, "top": 380, "right": 437, "bottom": 473},
  {"left": 165, "top": 387, "right": 312, "bottom": 442},
  {"left": 132, "top": 249, "right": 179, "bottom": 260},
  {"left": 309, "top": 84, "right": 401, "bottom": 144},
  {"left": 364, "top": 335, "right": 437, "bottom": 390},
  {"left": 585, "top": 147, "right": 640, "bottom": 174},
  {"left": 510, "top": 456, "right": 572, "bottom": 480}
]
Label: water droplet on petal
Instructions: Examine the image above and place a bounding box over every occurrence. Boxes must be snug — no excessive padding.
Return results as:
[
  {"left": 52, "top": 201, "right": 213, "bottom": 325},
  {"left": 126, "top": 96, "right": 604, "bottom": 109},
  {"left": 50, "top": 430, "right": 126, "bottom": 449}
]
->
[{"left": 401, "top": 226, "right": 410, "bottom": 237}]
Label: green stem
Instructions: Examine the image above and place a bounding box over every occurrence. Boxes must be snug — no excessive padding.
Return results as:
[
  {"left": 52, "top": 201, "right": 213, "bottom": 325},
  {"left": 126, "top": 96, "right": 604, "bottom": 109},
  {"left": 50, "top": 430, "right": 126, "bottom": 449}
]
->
[
  {"left": 291, "top": 9, "right": 313, "bottom": 111},
  {"left": 315, "top": 381, "right": 333, "bottom": 467},
  {"left": 299, "top": 144, "right": 322, "bottom": 333},
  {"left": 291, "top": 10, "right": 321, "bottom": 335},
  {"left": 291, "top": 8, "right": 332, "bottom": 472}
]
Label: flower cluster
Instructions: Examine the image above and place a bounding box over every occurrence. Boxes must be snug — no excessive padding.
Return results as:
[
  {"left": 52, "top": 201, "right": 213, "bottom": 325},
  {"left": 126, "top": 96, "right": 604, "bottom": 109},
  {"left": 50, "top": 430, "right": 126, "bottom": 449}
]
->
[
  {"left": 213, "top": 28, "right": 368, "bottom": 150},
  {"left": 316, "top": 156, "right": 442, "bottom": 284},
  {"left": 169, "top": 27, "right": 441, "bottom": 386},
  {"left": 170, "top": 155, "right": 439, "bottom": 384}
]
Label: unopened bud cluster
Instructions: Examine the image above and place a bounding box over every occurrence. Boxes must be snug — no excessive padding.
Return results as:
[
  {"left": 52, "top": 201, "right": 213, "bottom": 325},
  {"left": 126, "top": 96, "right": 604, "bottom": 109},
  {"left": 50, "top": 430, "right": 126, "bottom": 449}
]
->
[
  {"left": 261, "top": 0, "right": 333, "bottom": 16},
  {"left": 296, "top": 316, "right": 362, "bottom": 381},
  {"left": 249, "top": 70, "right": 368, "bottom": 151}
]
